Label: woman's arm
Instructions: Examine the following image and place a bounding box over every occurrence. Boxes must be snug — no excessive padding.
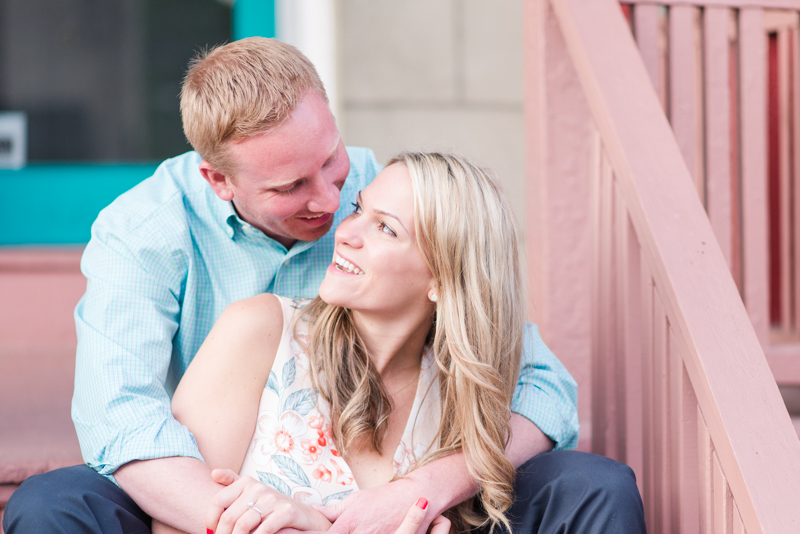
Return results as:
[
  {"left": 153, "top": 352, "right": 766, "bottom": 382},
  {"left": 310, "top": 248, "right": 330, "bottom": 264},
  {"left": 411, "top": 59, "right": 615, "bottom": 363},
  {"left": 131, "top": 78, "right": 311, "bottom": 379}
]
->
[
  {"left": 170, "top": 295, "right": 331, "bottom": 534},
  {"left": 171, "top": 293, "right": 284, "bottom": 471},
  {"left": 130, "top": 294, "right": 283, "bottom": 533},
  {"left": 117, "top": 296, "right": 285, "bottom": 532}
]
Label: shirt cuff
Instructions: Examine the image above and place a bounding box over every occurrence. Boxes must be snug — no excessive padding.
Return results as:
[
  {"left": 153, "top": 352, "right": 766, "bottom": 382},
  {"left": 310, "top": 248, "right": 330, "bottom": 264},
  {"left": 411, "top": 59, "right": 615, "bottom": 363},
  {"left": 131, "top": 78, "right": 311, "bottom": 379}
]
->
[
  {"left": 510, "top": 323, "right": 580, "bottom": 450},
  {"left": 77, "top": 416, "right": 205, "bottom": 485},
  {"left": 511, "top": 384, "right": 579, "bottom": 450}
]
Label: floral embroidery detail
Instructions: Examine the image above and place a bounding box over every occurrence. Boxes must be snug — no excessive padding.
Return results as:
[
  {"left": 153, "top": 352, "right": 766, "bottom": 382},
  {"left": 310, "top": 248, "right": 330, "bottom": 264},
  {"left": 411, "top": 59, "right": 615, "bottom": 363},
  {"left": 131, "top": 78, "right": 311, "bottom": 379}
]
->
[
  {"left": 312, "top": 464, "right": 332, "bottom": 482},
  {"left": 392, "top": 440, "right": 416, "bottom": 475},
  {"left": 290, "top": 335, "right": 310, "bottom": 371},
  {"left": 330, "top": 458, "right": 354, "bottom": 486},
  {"left": 308, "top": 415, "right": 324, "bottom": 429},
  {"left": 301, "top": 439, "right": 322, "bottom": 462},
  {"left": 292, "top": 486, "right": 323, "bottom": 506},
  {"left": 330, "top": 448, "right": 341, "bottom": 457},
  {"left": 254, "top": 410, "right": 308, "bottom": 462},
  {"left": 309, "top": 415, "right": 333, "bottom": 447}
]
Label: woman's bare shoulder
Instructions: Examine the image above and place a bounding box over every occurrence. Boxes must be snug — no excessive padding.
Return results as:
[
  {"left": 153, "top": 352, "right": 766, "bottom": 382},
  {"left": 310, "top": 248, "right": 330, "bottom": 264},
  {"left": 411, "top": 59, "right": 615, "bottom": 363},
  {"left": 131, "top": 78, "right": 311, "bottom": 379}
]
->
[
  {"left": 196, "top": 293, "right": 285, "bottom": 372},
  {"left": 220, "top": 293, "right": 284, "bottom": 329}
]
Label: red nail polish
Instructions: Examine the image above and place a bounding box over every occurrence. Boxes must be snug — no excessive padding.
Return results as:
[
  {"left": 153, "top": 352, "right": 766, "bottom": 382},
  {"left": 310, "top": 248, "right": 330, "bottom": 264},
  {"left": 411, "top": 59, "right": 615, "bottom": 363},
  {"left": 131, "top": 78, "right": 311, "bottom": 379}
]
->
[
  {"left": 207, "top": 530, "right": 214, "bottom": 534},
  {"left": 415, "top": 497, "right": 428, "bottom": 510}
]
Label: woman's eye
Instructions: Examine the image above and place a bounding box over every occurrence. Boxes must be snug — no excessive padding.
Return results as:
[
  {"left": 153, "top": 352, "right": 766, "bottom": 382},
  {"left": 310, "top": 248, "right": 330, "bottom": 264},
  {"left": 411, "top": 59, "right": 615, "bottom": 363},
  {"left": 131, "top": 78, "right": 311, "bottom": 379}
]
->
[
  {"left": 378, "top": 222, "right": 396, "bottom": 237},
  {"left": 351, "top": 202, "right": 362, "bottom": 214}
]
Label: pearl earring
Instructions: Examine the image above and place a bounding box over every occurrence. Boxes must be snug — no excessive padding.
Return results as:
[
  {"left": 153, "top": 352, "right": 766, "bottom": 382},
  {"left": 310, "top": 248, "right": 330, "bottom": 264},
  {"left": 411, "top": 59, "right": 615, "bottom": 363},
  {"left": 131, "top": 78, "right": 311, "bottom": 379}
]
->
[{"left": 430, "top": 294, "right": 438, "bottom": 302}]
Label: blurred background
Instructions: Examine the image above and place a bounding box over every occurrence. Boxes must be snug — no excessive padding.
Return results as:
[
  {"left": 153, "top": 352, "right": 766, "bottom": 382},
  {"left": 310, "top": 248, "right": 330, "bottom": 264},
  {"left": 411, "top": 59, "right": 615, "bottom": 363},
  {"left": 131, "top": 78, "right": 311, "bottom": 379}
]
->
[
  {"left": 0, "top": 0, "right": 526, "bottom": 246},
  {"left": 3, "top": 2, "right": 800, "bottom": 529},
  {"left": 0, "top": 3, "right": 526, "bottom": 520}
]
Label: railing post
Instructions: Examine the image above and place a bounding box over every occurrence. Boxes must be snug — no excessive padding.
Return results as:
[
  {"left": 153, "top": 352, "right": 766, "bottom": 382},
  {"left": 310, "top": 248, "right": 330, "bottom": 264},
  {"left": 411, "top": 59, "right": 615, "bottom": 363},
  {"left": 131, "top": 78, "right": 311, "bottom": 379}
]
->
[
  {"left": 739, "top": 8, "right": 770, "bottom": 345},
  {"left": 524, "top": 0, "right": 594, "bottom": 450}
]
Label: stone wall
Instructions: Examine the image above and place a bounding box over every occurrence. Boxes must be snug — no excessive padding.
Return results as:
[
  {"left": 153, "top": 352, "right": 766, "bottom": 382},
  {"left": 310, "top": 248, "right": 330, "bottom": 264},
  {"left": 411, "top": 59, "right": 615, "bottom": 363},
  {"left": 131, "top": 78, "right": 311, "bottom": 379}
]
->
[{"left": 338, "top": 0, "right": 526, "bottom": 236}]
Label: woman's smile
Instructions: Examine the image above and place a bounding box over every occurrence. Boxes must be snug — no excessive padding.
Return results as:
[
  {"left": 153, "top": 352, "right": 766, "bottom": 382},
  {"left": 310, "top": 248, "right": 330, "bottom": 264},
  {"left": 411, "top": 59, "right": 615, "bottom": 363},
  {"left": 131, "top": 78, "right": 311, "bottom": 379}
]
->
[
  {"left": 318, "top": 163, "right": 435, "bottom": 314},
  {"left": 332, "top": 252, "right": 365, "bottom": 275}
]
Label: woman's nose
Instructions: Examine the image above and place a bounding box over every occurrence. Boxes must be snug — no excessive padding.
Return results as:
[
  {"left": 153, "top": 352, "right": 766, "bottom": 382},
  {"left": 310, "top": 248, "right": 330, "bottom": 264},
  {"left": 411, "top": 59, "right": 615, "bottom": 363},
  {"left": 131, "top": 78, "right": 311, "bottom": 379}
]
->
[{"left": 335, "top": 214, "right": 364, "bottom": 248}]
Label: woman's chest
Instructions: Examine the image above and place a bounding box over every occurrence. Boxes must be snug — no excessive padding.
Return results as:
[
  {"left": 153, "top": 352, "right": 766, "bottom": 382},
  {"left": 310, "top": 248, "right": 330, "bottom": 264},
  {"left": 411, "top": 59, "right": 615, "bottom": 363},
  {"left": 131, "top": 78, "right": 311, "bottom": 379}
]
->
[
  {"left": 237, "top": 322, "right": 441, "bottom": 505},
  {"left": 343, "top": 391, "right": 418, "bottom": 489}
]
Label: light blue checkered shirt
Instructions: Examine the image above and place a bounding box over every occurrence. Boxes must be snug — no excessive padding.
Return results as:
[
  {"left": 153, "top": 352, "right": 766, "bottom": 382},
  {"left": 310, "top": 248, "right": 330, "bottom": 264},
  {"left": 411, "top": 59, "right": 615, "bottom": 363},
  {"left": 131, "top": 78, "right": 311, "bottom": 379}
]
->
[{"left": 72, "top": 148, "right": 578, "bottom": 482}]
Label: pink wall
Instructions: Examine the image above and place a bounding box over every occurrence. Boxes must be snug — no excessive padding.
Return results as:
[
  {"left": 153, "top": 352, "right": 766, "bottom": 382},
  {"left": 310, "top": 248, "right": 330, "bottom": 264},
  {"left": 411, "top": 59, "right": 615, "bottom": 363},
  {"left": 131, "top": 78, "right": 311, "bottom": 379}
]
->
[{"left": 0, "top": 248, "right": 86, "bottom": 520}]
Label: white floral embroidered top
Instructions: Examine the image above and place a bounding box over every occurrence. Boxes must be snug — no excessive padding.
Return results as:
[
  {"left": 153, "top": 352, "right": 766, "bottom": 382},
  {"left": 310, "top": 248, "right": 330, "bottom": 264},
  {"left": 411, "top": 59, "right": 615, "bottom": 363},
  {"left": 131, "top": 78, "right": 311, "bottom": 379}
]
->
[{"left": 238, "top": 296, "right": 441, "bottom": 507}]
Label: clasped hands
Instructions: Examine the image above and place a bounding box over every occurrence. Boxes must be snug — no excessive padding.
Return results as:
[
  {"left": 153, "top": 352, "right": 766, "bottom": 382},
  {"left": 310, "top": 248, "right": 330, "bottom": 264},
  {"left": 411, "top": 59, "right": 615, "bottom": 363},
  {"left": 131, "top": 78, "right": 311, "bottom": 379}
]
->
[{"left": 206, "top": 468, "right": 451, "bottom": 534}]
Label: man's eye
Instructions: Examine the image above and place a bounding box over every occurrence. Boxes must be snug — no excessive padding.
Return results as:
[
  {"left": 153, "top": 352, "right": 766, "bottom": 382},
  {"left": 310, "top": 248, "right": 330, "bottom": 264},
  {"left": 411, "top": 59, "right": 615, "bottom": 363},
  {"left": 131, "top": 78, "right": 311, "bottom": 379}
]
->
[
  {"left": 350, "top": 202, "right": 362, "bottom": 214},
  {"left": 276, "top": 182, "right": 300, "bottom": 194}
]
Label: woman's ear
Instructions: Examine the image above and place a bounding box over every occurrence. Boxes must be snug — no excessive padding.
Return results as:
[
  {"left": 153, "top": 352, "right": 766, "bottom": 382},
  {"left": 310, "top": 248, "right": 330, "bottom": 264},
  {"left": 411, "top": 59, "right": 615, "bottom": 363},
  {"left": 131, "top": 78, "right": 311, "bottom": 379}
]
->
[{"left": 427, "top": 287, "right": 438, "bottom": 303}]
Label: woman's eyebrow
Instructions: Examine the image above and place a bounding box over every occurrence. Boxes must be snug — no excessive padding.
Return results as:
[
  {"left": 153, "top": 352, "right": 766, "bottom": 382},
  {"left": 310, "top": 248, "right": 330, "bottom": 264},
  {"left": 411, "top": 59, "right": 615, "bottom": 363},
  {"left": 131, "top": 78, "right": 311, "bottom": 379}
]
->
[{"left": 357, "top": 191, "right": 407, "bottom": 233}]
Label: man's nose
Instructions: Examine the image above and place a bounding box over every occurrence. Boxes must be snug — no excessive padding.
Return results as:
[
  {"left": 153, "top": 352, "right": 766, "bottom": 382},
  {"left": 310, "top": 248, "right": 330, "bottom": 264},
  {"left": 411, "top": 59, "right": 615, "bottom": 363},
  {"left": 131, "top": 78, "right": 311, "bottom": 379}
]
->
[{"left": 307, "top": 176, "right": 341, "bottom": 214}]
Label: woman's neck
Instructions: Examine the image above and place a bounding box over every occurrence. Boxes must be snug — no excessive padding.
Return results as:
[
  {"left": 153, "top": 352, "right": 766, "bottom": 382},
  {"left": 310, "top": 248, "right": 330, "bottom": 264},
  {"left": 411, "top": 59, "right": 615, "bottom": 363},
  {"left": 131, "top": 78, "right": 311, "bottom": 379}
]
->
[{"left": 351, "top": 309, "right": 433, "bottom": 379}]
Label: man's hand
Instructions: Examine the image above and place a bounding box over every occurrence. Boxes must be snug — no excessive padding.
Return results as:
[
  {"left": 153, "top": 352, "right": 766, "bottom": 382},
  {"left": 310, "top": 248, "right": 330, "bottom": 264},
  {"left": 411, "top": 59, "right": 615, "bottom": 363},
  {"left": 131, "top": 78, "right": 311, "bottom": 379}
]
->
[
  {"left": 312, "top": 477, "right": 433, "bottom": 534},
  {"left": 300, "top": 447, "right": 475, "bottom": 534},
  {"left": 279, "top": 497, "right": 450, "bottom": 534}
]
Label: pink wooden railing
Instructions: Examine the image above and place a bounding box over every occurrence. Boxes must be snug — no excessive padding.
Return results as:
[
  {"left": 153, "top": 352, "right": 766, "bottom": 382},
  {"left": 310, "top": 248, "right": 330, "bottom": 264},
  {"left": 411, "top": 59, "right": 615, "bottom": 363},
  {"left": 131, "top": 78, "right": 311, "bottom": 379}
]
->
[
  {"left": 526, "top": 0, "right": 800, "bottom": 532},
  {"left": 620, "top": 0, "right": 800, "bottom": 385}
]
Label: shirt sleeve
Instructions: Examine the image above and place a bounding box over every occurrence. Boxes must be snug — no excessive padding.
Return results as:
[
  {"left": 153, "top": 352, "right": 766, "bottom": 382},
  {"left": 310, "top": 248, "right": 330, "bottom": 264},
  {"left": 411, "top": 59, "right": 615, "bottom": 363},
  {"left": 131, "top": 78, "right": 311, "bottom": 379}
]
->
[
  {"left": 345, "top": 146, "right": 383, "bottom": 187},
  {"left": 71, "top": 219, "right": 203, "bottom": 483},
  {"left": 510, "top": 323, "right": 579, "bottom": 450}
]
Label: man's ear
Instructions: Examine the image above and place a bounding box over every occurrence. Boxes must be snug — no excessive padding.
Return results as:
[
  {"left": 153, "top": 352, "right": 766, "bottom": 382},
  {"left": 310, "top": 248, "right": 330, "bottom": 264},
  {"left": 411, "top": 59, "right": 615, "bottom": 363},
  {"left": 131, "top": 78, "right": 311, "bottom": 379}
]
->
[{"left": 199, "top": 161, "right": 235, "bottom": 201}]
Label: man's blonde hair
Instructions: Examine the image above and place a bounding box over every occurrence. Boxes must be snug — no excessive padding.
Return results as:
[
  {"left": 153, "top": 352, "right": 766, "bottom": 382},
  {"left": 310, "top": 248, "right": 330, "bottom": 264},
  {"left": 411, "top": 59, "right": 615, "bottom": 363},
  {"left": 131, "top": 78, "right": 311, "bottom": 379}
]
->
[{"left": 180, "top": 37, "right": 327, "bottom": 175}]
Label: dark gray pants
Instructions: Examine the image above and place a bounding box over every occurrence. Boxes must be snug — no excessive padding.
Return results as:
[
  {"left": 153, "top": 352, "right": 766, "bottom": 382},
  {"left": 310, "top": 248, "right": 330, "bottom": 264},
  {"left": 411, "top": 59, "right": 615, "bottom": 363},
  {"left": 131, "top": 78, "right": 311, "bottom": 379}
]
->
[
  {"left": 476, "top": 450, "right": 646, "bottom": 533},
  {"left": 3, "top": 451, "right": 645, "bottom": 533}
]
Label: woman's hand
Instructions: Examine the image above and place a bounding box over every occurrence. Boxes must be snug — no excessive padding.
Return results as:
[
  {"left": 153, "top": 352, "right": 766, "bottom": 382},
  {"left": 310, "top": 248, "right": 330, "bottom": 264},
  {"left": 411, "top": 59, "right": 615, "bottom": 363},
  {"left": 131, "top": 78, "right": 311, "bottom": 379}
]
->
[
  {"left": 393, "top": 499, "right": 451, "bottom": 534},
  {"left": 206, "top": 469, "right": 332, "bottom": 534}
]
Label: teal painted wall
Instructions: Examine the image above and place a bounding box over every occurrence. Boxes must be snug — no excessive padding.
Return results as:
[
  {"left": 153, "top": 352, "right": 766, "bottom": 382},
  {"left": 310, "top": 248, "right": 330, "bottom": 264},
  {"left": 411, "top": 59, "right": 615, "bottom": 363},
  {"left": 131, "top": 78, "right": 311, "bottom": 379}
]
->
[
  {"left": 233, "top": 0, "right": 276, "bottom": 40},
  {"left": 2, "top": 0, "right": 276, "bottom": 247},
  {"left": 0, "top": 164, "right": 159, "bottom": 246}
]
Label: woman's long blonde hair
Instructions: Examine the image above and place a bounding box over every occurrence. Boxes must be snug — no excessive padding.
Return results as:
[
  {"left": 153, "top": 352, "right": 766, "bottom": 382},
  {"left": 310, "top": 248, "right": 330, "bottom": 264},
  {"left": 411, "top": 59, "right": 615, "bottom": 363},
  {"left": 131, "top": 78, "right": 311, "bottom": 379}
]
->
[{"left": 299, "top": 152, "right": 526, "bottom": 532}]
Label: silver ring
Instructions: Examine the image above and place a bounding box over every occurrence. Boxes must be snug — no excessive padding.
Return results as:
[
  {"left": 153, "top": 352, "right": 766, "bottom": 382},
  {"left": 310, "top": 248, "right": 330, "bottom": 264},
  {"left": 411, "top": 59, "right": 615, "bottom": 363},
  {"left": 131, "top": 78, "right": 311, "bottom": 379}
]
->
[{"left": 247, "top": 501, "right": 264, "bottom": 516}]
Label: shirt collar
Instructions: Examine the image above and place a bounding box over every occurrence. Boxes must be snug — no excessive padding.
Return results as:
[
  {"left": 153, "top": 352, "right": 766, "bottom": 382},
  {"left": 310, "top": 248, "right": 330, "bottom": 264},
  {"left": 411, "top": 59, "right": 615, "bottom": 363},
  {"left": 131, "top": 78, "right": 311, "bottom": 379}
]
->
[
  {"left": 221, "top": 200, "right": 240, "bottom": 239},
  {"left": 211, "top": 191, "right": 319, "bottom": 256}
]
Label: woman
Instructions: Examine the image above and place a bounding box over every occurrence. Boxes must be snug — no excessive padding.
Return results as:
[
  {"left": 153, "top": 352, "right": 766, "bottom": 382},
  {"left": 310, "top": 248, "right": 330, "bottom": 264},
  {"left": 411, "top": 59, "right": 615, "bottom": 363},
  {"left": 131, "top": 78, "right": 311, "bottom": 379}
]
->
[{"left": 160, "top": 152, "right": 526, "bottom": 534}]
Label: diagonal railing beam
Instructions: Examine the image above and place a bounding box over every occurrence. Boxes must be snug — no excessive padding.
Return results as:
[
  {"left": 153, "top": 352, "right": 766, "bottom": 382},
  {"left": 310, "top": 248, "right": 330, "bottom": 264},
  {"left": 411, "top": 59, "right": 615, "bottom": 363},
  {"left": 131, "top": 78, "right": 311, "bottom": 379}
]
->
[{"left": 543, "top": 0, "right": 800, "bottom": 531}]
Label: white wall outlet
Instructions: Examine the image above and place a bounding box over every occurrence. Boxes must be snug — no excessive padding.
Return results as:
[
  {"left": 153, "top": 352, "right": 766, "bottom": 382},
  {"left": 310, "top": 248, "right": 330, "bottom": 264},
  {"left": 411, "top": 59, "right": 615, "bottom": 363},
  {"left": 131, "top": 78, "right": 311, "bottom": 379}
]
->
[{"left": 0, "top": 112, "right": 27, "bottom": 170}]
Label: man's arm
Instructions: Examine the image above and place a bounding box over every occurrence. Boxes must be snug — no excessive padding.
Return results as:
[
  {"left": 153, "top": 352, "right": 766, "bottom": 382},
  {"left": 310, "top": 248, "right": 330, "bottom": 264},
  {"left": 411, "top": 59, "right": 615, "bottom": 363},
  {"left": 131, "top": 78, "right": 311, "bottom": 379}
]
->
[
  {"left": 116, "top": 457, "right": 222, "bottom": 533},
  {"left": 112, "top": 297, "right": 281, "bottom": 534},
  {"left": 311, "top": 415, "right": 552, "bottom": 534},
  {"left": 72, "top": 213, "right": 212, "bottom": 530},
  {"left": 316, "top": 323, "right": 575, "bottom": 534},
  {"left": 509, "top": 323, "right": 579, "bottom": 451}
]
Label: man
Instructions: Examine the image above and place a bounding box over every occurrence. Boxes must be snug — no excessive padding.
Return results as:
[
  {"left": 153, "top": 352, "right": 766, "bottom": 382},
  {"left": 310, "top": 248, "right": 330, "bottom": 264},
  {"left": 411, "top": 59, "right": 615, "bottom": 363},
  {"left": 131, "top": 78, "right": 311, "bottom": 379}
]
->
[{"left": 4, "top": 38, "right": 643, "bottom": 533}]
